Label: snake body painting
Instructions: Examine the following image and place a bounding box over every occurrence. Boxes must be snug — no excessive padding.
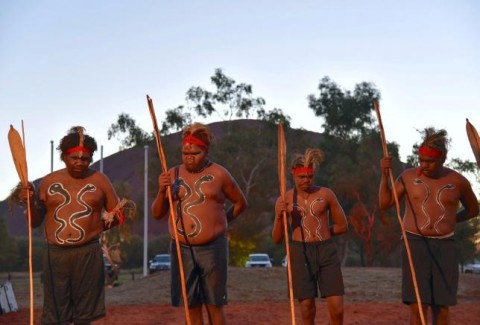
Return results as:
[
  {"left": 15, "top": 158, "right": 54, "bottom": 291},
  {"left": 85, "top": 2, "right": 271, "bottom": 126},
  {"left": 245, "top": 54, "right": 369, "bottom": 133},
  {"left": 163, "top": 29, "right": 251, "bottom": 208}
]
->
[
  {"left": 433, "top": 184, "right": 455, "bottom": 233},
  {"left": 176, "top": 175, "right": 214, "bottom": 238},
  {"left": 67, "top": 184, "right": 96, "bottom": 243},
  {"left": 48, "top": 183, "right": 70, "bottom": 244},
  {"left": 48, "top": 182, "right": 96, "bottom": 244},
  {"left": 293, "top": 197, "right": 326, "bottom": 241},
  {"left": 311, "top": 198, "right": 325, "bottom": 240},
  {"left": 413, "top": 178, "right": 456, "bottom": 234}
]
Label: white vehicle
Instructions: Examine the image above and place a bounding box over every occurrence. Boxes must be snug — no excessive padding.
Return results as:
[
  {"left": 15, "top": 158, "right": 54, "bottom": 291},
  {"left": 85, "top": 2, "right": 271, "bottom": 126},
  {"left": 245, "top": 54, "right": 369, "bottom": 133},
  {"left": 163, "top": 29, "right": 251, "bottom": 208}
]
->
[
  {"left": 245, "top": 253, "right": 273, "bottom": 268},
  {"left": 464, "top": 260, "right": 480, "bottom": 274},
  {"left": 149, "top": 254, "right": 171, "bottom": 273}
]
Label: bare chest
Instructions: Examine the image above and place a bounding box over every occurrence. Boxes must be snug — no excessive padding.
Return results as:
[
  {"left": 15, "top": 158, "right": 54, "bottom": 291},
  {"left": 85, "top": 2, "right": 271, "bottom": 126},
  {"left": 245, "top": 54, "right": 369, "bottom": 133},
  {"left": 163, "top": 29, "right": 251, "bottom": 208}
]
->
[
  {"left": 407, "top": 177, "right": 461, "bottom": 208},
  {"left": 176, "top": 174, "right": 225, "bottom": 204}
]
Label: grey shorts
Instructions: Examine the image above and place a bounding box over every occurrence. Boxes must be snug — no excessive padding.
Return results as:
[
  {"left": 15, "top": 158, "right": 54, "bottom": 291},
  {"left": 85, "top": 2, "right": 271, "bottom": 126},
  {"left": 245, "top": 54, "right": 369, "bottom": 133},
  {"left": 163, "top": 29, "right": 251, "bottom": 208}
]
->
[
  {"left": 290, "top": 239, "right": 344, "bottom": 300},
  {"left": 170, "top": 235, "right": 228, "bottom": 307},
  {"left": 402, "top": 233, "right": 458, "bottom": 306},
  {"left": 42, "top": 239, "right": 105, "bottom": 325}
]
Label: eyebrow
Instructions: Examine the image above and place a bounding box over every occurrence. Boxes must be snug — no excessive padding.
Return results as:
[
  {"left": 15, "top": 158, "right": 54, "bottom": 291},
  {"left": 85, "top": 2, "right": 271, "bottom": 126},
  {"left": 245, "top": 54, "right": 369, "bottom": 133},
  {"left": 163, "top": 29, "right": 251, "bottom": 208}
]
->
[
  {"left": 68, "top": 155, "right": 92, "bottom": 160},
  {"left": 182, "top": 151, "right": 202, "bottom": 155}
]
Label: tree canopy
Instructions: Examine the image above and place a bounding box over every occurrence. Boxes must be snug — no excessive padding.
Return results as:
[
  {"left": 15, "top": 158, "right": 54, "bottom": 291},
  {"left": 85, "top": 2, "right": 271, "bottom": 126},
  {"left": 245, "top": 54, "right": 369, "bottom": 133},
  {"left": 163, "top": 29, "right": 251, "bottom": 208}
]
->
[{"left": 4, "top": 69, "right": 477, "bottom": 271}]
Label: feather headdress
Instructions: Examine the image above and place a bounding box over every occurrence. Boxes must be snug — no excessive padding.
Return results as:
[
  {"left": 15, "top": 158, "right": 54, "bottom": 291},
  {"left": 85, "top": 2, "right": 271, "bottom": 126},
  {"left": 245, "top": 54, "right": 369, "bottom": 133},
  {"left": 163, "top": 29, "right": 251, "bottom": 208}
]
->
[
  {"left": 418, "top": 127, "right": 449, "bottom": 159},
  {"left": 291, "top": 148, "right": 325, "bottom": 170}
]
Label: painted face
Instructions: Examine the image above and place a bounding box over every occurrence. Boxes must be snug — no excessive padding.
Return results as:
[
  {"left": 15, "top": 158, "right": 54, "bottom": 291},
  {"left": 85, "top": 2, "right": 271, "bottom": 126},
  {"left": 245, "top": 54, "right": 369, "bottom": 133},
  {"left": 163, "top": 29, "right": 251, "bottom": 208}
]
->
[
  {"left": 182, "top": 143, "right": 207, "bottom": 172},
  {"left": 418, "top": 154, "right": 443, "bottom": 177},
  {"left": 292, "top": 172, "right": 314, "bottom": 191},
  {"left": 64, "top": 152, "right": 92, "bottom": 177}
]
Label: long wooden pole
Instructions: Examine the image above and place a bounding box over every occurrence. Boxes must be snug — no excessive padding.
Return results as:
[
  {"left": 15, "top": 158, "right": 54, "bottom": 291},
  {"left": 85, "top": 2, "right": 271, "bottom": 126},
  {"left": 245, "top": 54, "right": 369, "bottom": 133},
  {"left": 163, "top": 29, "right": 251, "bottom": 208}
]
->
[
  {"left": 278, "top": 123, "right": 296, "bottom": 325},
  {"left": 373, "top": 99, "right": 425, "bottom": 325},
  {"left": 146, "top": 95, "right": 191, "bottom": 325},
  {"left": 8, "top": 122, "right": 34, "bottom": 325}
]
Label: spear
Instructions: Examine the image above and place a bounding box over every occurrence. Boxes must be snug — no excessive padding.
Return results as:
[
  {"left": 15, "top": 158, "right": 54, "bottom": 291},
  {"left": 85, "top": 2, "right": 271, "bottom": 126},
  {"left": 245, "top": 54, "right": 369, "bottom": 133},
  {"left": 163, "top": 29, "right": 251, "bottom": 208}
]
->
[
  {"left": 8, "top": 122, "right": 34, "bottom": 325},
  {"left": 466, "top": 118, "right": 480, "bottom": 168},
  {"left": 146, "top": 95, "right": 191, "bottom": 325},
  {"left": 278, "top": 122, "right": 296, "bottom": 325},
  {"left": 373, "top": 99, "right": 425, "bottom": 325}
]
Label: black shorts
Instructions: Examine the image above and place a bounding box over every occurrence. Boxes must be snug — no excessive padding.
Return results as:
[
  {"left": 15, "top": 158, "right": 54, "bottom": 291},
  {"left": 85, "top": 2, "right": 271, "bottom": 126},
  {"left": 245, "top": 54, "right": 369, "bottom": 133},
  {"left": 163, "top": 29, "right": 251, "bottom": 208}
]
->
[
  {"left": 42, "top": 239, "right": 105, "bottom": 325},
  {"left": 402, "top": 233, "right": 458, "bottom": 306},
  {"left": 170, "top": 235, "right": 228, "bottom": 307},
  {"left": 290, "top": 239, "right": 344, "bottom": 300}
]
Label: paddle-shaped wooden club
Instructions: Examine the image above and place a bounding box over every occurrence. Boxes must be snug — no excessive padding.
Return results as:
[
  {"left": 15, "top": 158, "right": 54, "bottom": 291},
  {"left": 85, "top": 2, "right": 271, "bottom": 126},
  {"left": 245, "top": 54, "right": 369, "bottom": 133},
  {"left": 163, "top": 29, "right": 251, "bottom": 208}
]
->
[
  {"left": 278, "top": 122, "right": 296, "bottom": 325},
  {"left": 373, "top": 99, "right": 425, "bottom": 325},
  {"left": 147, "top": 95, "right": 191, "bottom": 325},
  {"left": 8, "top": 122, "right": 34, "bottom": 325},
  {"left": 466, "top": 118, "right": 480, "bottom": 168}
]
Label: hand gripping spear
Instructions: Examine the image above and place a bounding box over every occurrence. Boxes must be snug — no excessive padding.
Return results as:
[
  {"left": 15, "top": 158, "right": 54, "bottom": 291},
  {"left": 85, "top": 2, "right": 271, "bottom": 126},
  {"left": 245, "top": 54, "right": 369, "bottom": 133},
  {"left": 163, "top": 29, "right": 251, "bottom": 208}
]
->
[
  {"left": 146, "top": 95, "right": 191, "bottom": 325},
  {"left": 373, "top": 99, "right": 425, "bottom": 325},
  {"left": 278, "top": 122, "right": 296, "bottom": 325},
  {"left": 8, "top": 122, "right": 34, "bottom": 325}
]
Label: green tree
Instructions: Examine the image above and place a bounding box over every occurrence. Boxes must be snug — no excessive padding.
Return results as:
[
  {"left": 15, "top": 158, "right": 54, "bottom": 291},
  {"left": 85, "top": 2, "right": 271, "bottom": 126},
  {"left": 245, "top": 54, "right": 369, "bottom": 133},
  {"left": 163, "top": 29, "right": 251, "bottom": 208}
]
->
[
  {"left": 119, "top": 235, "right": 144, "bottom": 269},
  {"left": 209, "top": 120, "right": 279, "bottom": 265},
  {"left": 159, "top": 68, "right": 290, "bottom": 135},
  {"left": 14, "top": 236, "right": 44, "bottom": 271},
  {"left": 186, "top": 68, "right": 266, "bottom": 121},
  {"left": 0, "top": 217, "right": 19, "bottom": 272},
  {"left": 108, "top": 113, "right": 154, "bottom": 150},
  {"left": 308, "top": 76, "right": 381, "bottom": 139},
  {"left": 307, "top": 76, "right": 403, "bottom": 266}
]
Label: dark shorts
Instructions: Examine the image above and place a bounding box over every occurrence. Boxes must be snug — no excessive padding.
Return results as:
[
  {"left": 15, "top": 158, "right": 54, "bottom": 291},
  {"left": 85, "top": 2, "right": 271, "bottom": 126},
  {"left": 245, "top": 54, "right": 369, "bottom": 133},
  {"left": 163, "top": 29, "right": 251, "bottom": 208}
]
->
[
  {"left": 402, "top": 233, "right": 458, "bottom": 306},
  {"left": 42, "top": 239, "right": 105, "bottom": 325},
  {"left": 290, "top": 239, "right": 344, "bottom": 300},
  {"left": 170, "top": 235, "right": 228, "bottom": 307}
]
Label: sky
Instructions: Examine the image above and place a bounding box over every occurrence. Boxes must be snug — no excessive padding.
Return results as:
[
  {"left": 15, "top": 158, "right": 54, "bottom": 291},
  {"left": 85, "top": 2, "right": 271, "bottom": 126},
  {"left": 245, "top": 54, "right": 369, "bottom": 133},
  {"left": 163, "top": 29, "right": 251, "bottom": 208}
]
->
[{"left": 1, "top": 0, "right": 479, "bottom": 201}]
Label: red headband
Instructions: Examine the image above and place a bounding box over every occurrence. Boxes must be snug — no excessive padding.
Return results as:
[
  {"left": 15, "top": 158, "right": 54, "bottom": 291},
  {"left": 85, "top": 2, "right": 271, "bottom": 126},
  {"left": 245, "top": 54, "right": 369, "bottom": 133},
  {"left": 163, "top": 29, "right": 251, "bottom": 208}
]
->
[
  {"left": 418, "top": 146, "right": 443, "bottom": 158},
  {"left": 292, "top": 167, "right": 314, "bottom": 175},
  {"left": 65, "top": 146, "right": 92, "bottom": 154},
  {"left": 182, "top": 135, "right": 207, "bottom": 148}
]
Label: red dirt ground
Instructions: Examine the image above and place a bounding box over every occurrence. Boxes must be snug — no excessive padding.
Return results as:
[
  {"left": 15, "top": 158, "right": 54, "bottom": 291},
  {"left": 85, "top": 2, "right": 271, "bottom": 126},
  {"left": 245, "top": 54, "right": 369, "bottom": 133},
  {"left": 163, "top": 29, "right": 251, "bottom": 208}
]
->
[{"left": 2, "top": 267, "right": 480, "bottom": 324}]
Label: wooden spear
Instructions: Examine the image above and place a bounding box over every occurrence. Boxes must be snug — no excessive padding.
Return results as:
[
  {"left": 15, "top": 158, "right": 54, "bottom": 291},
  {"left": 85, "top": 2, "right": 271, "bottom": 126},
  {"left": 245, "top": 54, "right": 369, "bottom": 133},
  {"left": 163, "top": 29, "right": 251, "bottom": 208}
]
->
[
  {"left": 278, "top": 122, "right": 296, "bottom": 325},
  {"left": 146, "top": 95, "right": 191, "bottom": 325},
  {"left": 8, "top": 122, "right": 34, "bottom": 325},
  {"left": 466, "top": 118, "right": 480, "bottom": 168},
  {"left": 373, "top": 99, "right": 425, "bottom": 325}
]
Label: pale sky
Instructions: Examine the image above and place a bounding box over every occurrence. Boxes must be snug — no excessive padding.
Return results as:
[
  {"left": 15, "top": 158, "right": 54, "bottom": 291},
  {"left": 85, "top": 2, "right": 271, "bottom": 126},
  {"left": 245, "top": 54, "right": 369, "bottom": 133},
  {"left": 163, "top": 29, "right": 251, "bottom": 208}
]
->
[{"left": 1, "top": 0, "right": 479, "bottom": 200}]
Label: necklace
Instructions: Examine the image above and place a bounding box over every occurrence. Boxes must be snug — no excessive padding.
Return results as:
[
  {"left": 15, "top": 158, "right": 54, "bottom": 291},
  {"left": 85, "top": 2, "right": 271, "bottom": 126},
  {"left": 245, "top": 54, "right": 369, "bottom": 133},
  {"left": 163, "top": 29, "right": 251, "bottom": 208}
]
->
[
  {"left": 190, "top": 159, "right": 212, "bottom": 174},
  {"left": 298, "top": 193, "right": 309, "bottom": 205}
]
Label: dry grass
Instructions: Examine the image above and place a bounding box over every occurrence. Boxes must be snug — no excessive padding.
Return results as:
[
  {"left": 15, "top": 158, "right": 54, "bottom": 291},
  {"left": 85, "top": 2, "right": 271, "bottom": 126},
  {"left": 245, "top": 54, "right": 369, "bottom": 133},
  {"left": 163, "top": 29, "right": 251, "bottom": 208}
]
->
[
  {"left": 5, "top": 266, "right": 479, "bottom": 308},
  {"left": 2, "top": 267, "right": 480, "bottom": 324}
]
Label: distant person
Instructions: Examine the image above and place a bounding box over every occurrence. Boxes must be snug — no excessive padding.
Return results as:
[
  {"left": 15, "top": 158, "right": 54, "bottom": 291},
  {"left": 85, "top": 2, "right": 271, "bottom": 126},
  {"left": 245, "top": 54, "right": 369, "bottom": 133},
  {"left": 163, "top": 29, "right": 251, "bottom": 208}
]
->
[
  {"left": 273, "top": 148, "right": 348, "bottom": 325},
  {"left": 18, "top": 126, "right": 126, "bottom": 325},
  {"left": 378, "top": 127, "right": 479, "bottom": 325},
  {"left": 151, "top": 122, "right": 247, "bottom": 325}
]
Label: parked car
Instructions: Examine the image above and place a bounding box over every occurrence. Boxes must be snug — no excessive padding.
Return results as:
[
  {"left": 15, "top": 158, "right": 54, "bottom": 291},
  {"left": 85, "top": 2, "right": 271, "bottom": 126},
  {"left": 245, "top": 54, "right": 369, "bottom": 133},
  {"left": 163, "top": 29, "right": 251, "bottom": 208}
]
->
[
  {"left": 245, "top": 253, "right": 273, "bottom": 267},
  {"left": 149, "top": 254, "right": 171, "bottom": 273},
  {"left": 464, "top": 260, "right": 480, "bottom": 274}
]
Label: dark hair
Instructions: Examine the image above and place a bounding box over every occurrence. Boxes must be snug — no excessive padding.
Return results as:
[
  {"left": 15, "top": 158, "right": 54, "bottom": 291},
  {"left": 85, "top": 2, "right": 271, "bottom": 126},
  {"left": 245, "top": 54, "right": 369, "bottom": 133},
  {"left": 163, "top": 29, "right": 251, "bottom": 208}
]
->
[
  {"left": 290, "top": 148, "right": 325, "bottom": 170},
  {"left": 182, "top": 122, "right": 215, "bottom": 148},
  {"left": 58, "top": 126, "right": 97, "bottom": 162},
  {"left": 419, "top": 127, "right": 450, "bottom": 161}
]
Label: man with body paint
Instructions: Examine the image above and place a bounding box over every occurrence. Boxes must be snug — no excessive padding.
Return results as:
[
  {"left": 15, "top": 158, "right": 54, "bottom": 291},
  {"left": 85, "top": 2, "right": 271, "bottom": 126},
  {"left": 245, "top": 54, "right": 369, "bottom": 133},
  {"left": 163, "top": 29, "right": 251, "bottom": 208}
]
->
[
  {"left": 379, "top": 127, "right": 479, "bottom": 325},
  {"left": 151, "top": 122, "right": 247, "bottom": 325},
  {"left": 273, "top": 148, "right": 348, "bottom": 325},
  {"left": 18, "top": 126, "right": 125, "bottom": 325}
]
